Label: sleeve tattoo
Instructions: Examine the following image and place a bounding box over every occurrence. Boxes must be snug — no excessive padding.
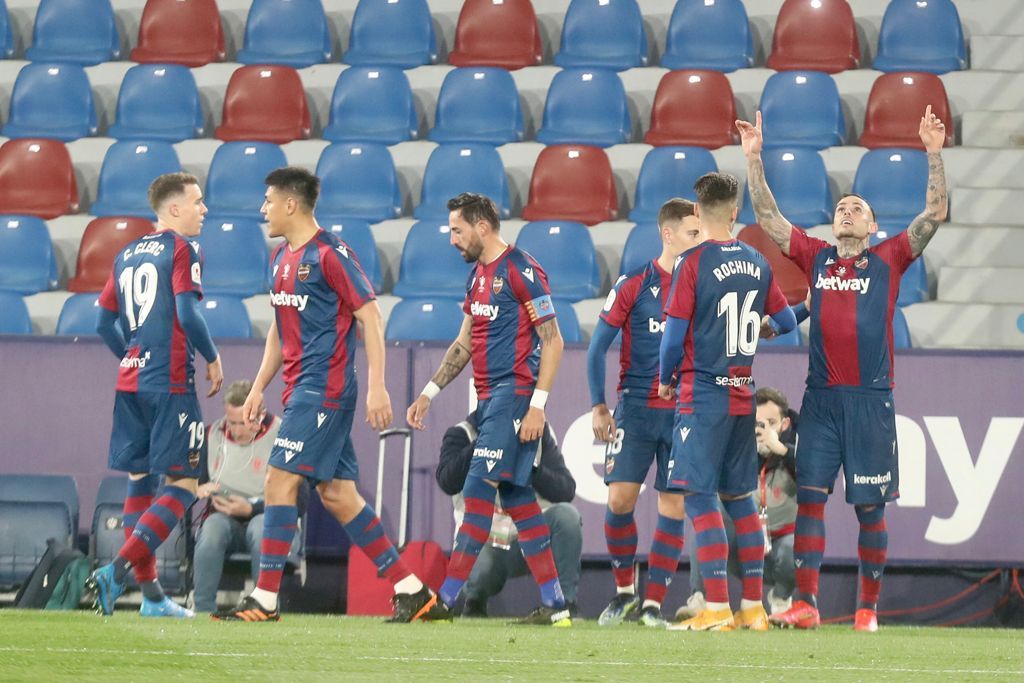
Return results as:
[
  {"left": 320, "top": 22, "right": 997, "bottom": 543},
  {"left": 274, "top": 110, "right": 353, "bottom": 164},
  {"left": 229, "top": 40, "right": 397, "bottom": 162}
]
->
[
  {"left": 746, "top": 157, "right": 793, "bottom": 252},
  {"left": 432, "top": 340, "right": 471, "bottom": 388},
  {"left": 537, "top": 318, "right": 560, "bottom": 344},
  {"left": 907, "top": 152, "right": 948, "bottom": 257}
]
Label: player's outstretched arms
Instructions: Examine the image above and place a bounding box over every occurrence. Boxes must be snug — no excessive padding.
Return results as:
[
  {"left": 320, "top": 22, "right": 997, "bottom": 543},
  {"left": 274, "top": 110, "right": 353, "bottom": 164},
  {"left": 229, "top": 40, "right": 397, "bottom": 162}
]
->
[
  {"left": 96, "top": 307, "right": 127, "bottom": 358},
  {"left": 521, "top": 317, "right": 563, "bottom": 443},
  {"left": 406, "top": 314, "right": 473, "bottom": 430},
  {"left": 736, "top": 111, "right": 794, "bottom": 255},
  {"left": 586, "top": 320, "right": 619, "bottom": 443},
  {"left": 907, "top": 105, "right": 949, "bottom": 258},
  {"left": 353, "top": 300, "right": 393, "bottom": 431},
  {"left": 245, "top": 318, "right": 283, "bottom": 425},
  {"left": 175, "top": 292, "right": 222, "bottom": 396}
]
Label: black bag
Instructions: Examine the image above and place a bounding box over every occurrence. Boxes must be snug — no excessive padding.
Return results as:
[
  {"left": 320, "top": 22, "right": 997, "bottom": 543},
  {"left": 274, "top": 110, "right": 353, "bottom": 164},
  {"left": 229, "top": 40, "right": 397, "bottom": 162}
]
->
[{"left": 13, "top": 538, "right": 90, "bottom": 610}]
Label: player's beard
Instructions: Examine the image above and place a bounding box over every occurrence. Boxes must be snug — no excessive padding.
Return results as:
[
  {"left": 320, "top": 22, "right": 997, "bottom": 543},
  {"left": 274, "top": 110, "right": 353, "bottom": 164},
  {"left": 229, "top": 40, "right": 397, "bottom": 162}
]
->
[{"left": 458, "top": 239, "right": 483, "bottom": 263}]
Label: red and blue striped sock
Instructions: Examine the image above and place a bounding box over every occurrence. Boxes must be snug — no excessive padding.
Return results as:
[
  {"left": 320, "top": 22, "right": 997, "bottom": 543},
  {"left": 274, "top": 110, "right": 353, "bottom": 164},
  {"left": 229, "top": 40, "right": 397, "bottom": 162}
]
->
[
  {"left": 116, "top": 484, "right": 194, "bottom": 583},
  {"left": 723, "top": 496, "right": 765, "bottom": 602},
  {"left": 123, "top": 475, "right": 162, "bottom": 600},
  {"left": 254, "top": 505, "right": 298, "bottom": 594},
  {"left": 855, "top": 504, "right": 888, "bottom": 611},
  {"left": 502, "top": 483, "right": 565, "bottom": 609},
  {"left": 604, "top": 509, "right": 638, "bottom": 590},
  {"left": 343, "top": 504, "right": 411, "bottom": 586},
  {"left": 440, "top": 476, "right": 497, "bottom": 607},
  {"left": 794, "top": 488, "right": 829, "bottom": 607},
  {"left": 686, "top": 493, "right": 730, "bottom": 605},
  {"left": 644, "top": 514, "right": 684, "bottom": 605}
]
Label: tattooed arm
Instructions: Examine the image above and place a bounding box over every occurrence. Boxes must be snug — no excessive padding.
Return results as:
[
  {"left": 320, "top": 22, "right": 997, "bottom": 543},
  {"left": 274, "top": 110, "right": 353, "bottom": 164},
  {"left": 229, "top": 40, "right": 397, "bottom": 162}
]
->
[
  {"left": 519, "top": 316, "right": 564, "bottom": 443},
  {"left": 406, "top": 315, "right": 473, "bottom": 430},
  {"left": 907, "top": 106, "right": 949, "bottom": 258},
  {"left": 737, "top": 111, "right": 795, "bottom": 255}
]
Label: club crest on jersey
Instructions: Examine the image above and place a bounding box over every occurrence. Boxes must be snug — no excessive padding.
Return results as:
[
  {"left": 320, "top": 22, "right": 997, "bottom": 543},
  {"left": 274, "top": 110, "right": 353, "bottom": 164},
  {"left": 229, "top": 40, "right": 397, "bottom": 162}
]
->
[
  {"left": 605, "top": 456, "right": 615, "bottom": 475},
  {"left": 492, "top": 276, "right": 504, "bottom": 295},
  {"left": 855, "top": 256, "right": 869, "bottom": 270},
  {"left": 188, "top": 451, "right": 200, "bottom": 469},
  {"left": 297, "top": 263, "right": 311, "bottom": 282}
]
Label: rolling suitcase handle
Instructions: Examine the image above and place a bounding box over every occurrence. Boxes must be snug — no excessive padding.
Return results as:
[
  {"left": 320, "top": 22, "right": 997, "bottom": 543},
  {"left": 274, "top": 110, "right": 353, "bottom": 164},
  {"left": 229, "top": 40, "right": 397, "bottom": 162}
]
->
[{"left": 376, "top": 427, "right": 412, "bottom": 548}]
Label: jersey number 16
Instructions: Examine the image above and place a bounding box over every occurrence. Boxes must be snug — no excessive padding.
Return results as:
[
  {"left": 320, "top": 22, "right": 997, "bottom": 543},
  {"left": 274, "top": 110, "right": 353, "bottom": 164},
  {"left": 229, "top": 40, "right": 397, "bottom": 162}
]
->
[{"left": 717, "top": 290, "right": 759, "bottom": 357}]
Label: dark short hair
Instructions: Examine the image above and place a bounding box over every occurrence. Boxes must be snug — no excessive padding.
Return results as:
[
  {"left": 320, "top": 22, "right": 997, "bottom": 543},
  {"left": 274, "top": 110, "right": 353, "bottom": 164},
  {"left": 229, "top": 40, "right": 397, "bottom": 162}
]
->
[
  {"left": 658, "top": 197, "right": 696, "bottom": 227},
  {"left": 756, "top": 386, "right": 789, "bottom": 415},
  {"left": 265, "top": 166, "right": 319, "bottom": 211},
  {"left": 693, "top": 172, "right": 739, "bottom": 209},
  {"left": 447, "top": 192, "right": 500, "bottom": 231},
  {"left": 148, "top": 172, "right": 200, "bottom": 213},
  {"left": 837, "top": 193, "right": 875, "bottom": 222}
]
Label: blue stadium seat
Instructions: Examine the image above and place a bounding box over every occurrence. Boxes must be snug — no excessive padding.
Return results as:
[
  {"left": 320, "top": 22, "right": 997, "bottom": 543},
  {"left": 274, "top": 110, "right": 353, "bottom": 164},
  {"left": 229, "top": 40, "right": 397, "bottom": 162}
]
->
[
  {"left": 315, "top": 143, "right": 402, "bottom": 222},
  {"left": 873, "top": 0, "right": 966, "bottom": 74},
  {"left": 2, "top": 63, "right": 97, "bottom": 142},
  {"left": 0, "top": 500, "right": 73, "bottom": 589},
  {"left": 195, "top": 217, "right": 268, "bottom": 297},
  {"left": 204, "top": 142, "right": 288, "bottom": 221},
  {"left": 516, "top": 221, "right": 600, "bottom": 302},
  {"left": 897, "top": 258, "right": 928, "bottom": 307},
  {"left": 392, "top": 220, "right": 472, "bottom": 298},
  {"left": 554, "top": 0, "right": 648, "bottom": 70},
  {"left": 738, "top": 149, "right": 832, "bottom": 227},
  {"left": 760, "top": 327, "right": 802, "bottom": 347},
  {"left": 536, "top": 68, "right": 631, "bottom": 147},
  {"left": 554, "top": 300, "right": 583, "bottom": 344},
  {"left": 0, "top": 473, "right": 79, "bottom": 533},
  {"left": 0, "top": 292, "right": 31, "bottom": 334},
  {"left": 107, "top": 64, "right": 205, "bottom": 142},
  {"left": 322, "top": 66, "right": 417, "bottom": 145},
  {"left": 893, "top": 306, "right": 912, "bottom": 348},
  {"left": 629, "top": 146, "right": 717, "bottom": 222},
  {"left": 415, "top": 144, "right": 510, "bottom": 220},
  {"left": 429, "top": 68, "right": 523, "bottom": 145},
  {"left": 237, "top": 0, "right": 332, "bottom": 67},
  {"left": 0, "top": 0, "right": 15, "bottom": 59},
  {"left": 24, "top": 0, "right": 120, "bottom": 65},
  {"left": 852, "top": 148, "right": 928, "bottom": 232},
  {"left": 661, "top": 0, "right": 753, "bottom": 72},
  {"left": 343, "top": 0, "right": 437, "bottom": 69},
  {"left": 620, "top": 222, "right": 661, "bottom": 276},
  {"left": 319, "top": 218, "right": 382, "bottom": 293},
  {"left": 0, "top": 215, "right": 58, "bottom": 295},
  {"left": 384, "top": 297, "right": 464, "bottom": 342},
  {"left": 199, "top": 296, "right": 253, "bottom": 338},
  {"left": 91, "top": 141, "right": 182, "bottom": 219},
  {"left": 56, "top": 293, "right": 101, "bottom": 335},
  {"left": 760, "top": 71, "right": 845, "bottom": 150}
]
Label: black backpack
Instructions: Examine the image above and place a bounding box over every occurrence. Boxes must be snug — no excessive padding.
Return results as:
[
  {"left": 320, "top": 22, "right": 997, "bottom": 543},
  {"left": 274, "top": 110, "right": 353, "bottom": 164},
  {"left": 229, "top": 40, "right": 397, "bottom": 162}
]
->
[{"left": 14, "top": 538, "right": 91, "bottom": 610}]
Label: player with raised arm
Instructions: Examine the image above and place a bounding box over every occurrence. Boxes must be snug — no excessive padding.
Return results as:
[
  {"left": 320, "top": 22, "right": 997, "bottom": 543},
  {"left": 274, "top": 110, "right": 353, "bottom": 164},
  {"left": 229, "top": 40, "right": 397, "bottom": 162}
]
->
[
  {"left": 214, "top": 167, "right": 444, "bottom": 623},
  {"left": 588, "top": 199, "right": 702, "bottom": 628},
  {"left": 658, "top": 173, "right": 796, "bottom": 632},
  {"left": 406, "top": 192, "right": 570, "bottom": 626},
  {"left": 88, "top": 172, "right": 224, "bottom": 617},
  {"left": 737, "top": 107, "right": 948, "bottom": 631}
]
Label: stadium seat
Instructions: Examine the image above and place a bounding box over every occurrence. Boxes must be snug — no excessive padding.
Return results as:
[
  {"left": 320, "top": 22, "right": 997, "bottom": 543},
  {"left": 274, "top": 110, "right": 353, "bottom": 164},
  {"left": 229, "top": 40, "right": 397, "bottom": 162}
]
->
[
  {"left": 645, "top": 70, "right": 738, "bottom": 148},
  {"left": 204, "top": 142, "right": 288, "bottom": 221},
  {"left": 315, "top": 143, "right": 402, "bottom": 222},
  {"left": 737, "top": 224, "right": 809, "bottom": 305},
  {"left": 392, "top": 221, "right": 473, "bottom": 298},
  {"left": 0, "top": 139, "right": 79, "bottom": 219},
  {"left": 91, "top": 141, "right": 182, "bottom": 219},
  {"left": 536, "top": 68, "right": 631, "bottom": 147},
  {"left": 384, "top": 297, "right": 464, "bottom": 342},
  {"left": 415, "top": 145, "right": 510, "bottom": 220},
  {"left": 852, "top": 148, "right": 928, "bottom": 230},
  {"left": 766, "top": 0, "right": 859, "bottom": 73},
  {"left": 0, "top": 474, "right": 79, "bottom": 534},
  {"left": 629, "top": 146, "right": 717, "bottom": 222},
  {"left": 759, "top": 71, "right": 845, "bottom": 149},
  {"left": 24, "top": 0, "right": 120, "bottom": 65},
  {"left": 130, "top": 0, "right": 226, "bottom": 67},
  {"left": 194, "top": 217, "right": 268, "bottom": 297},
  {"left": 661, "top": 0, "right": 753, "bottom": 72},
  {"left": 0, "top": 500, "right": 73, "bottom": 589},
  {"left": 897, "top": 257, "right": 928, "bottom": 307},
  {"left": 0, "top": 292, "right": 31, "bottom": 334},
  {"left": 215, "top": 66, "right": 311, "bottom": 144},
  {"left": 554, "top": 300, "right": 583, "bottom": 344},
  {"left": 760, "top": 327, "right": 802, "bottom": 346},
  {"left": 0, "top": 0, "right": 16, "bottom": 59},
  {"left": 343, "top": 0, "right": 437, "bottom": 69},
  {"left": 429, "top": 68, "right": 524, "bottom": 145},
  {"left": 55, "top": 293, "right": 102, "bottom": 335},
  {"left": 322, "top": 67, "right": 418, "bottom": 145},
  {"left": 199, "top": 296, "right": 253, "bottom": 338},
  {"left": 859, "top": 73, "right": 954, "bottom": 150},
  {"left": 68, "top": 217, "right": 154, "bottom": 292},
  {"left": 237, "top": 0, "right": 332, "bottom": 67},
  {"left": 620, "top": 222, "right": 660, "bottom": 275},
  {"left": 554, "top": 0, "right": 648, "bottom": 70},
  {"left": 873, "top": 0, "right": 966, "bottom": 74},
  {"left": 447, "top": 0, "right": 542, "bottom": 69},
  {"left": 0, "top": 215, "right": 58, "bottom": 295},
  {"left": 738, "top": 149, "right": 832, "bottom": 227},
  {"left": 893, "top": 306, "right": 912, "bottom": 348},
  {"left": 516, "top": 221, "right": 599, "bottom": 302},
  {"left": 2, "top": 63, "right": 97, "bottom": 142},
  {"left": 521, "top": 145, "right": 618, "bottom": 225},
  {"left": 319, "top": 218, "right": 382, "bottom": 292},
  {"left": 107, "top": 64, "right": 204, "bottom": 143}
]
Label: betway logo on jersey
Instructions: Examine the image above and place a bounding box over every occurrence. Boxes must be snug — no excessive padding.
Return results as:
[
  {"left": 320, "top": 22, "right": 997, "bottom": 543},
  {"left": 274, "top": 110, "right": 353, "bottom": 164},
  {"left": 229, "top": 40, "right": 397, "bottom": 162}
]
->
[
  {"left": 470, "top": 301, "right": 499, "bottom": 321},
  {"left": 274, "top": 437, "right": 305, "bottom": 453},
  {"left": 648, "top": 318, "right": 665, "bottom": 334},
  {"left": 853, "top": 471, "right": 892, "bottom": 486},
  {"left": 815, "top": 273, "right": 872, "bottom": 294},
  {"left": 269, "top": 290, "right": 309, "bottom": 311},
  {"left": 473, "top": 446, "right": 503, "bottom": 461},
  {"left": 712, "top": 260, "right": 762, "bottom": 282}
]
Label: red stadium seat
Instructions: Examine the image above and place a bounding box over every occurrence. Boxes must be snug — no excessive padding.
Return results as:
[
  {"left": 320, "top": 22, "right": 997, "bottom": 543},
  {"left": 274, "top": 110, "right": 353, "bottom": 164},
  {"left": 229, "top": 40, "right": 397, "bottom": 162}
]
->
[
  {"left": 645, "top": 70, "right": 738, "bottom": 149},
  {"left": 521, "top": 145, "right": 617, "bottom": 226},
  {"left": 0, "top": 139, "right": 78, "bottom": 219},
  {"left": 130, "top": 0, "right": 225, "bottom": 67},
  {"left": 448, "top": 0, "right": 542, "bottom": 69},
  {"left": 737, "top": 224, "right": 808, "bottom": 305},
  {"left": 859, "top": 72, "right": 954, "bottom": 150},
  {"left": 67, "top": 216, "right": 154, "bottom": 292},
  {"left": 215, "top": 65, "right": 311, "bottom": 144},
  {"left": 766, "top": 0, "right": 859, "bottom": 73}
]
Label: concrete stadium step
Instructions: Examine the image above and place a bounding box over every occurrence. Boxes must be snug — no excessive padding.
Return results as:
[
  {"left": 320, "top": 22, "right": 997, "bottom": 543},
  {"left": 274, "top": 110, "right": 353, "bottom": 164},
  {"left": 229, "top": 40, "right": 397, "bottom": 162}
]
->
[
  {"left": 901, "top": 301, "right": 1024, "bottom": 349},
  {"left": 948, "top": 189, "right": 1023, "bottom": 226},
  {"left": 962, "top": 112, "right": 1024, "bottom": 148},
  {"left": 937, "top": 266, "right": 1024, "bottom": 304},
  {"left": 924, "top": 225, "right": 1024, "bottom": 269},
  {"left": 970, "top": 36, "right": 1024, "bottom": 71}
]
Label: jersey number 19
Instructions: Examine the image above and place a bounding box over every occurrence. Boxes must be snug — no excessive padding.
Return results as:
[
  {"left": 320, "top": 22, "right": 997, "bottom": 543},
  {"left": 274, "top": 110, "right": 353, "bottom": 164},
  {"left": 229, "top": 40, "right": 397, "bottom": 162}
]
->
[{"left": 118, "top": 263, "right": 159, "bottom": 331}]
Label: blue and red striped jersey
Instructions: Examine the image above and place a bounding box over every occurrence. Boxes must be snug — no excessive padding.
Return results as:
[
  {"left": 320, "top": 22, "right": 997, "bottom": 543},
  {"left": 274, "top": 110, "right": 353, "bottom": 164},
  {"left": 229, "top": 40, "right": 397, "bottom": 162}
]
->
[
  {"left": 269, "top": 230, "right": 375, "bottom": 408},
  {"left": 463, "top": 245, "right": 555, "bottom": 399},
  {"left": 788, "top": 229, "right": 915, "bottom": 390},
  {"left": 98, "top": 230, "right": 204, "bottom": 394},
  {"left": 599, "top": 259, "right": 674, "bottom": 408},
  {"left": 665, "top": 239, "right": 789, "bottom": 415}
]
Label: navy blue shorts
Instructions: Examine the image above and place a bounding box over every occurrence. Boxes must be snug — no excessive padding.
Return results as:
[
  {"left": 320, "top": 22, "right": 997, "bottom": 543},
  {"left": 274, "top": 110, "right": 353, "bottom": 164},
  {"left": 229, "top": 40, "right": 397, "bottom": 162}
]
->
[
  {"left": 666, "top": 412, "right": 757, "bottom": 496},
  {"left": 108, "top": 390, "right": 205, "bottom": 478},
  {"left": 269, "top": 399, "right": 358, "bottom": 483},
  {"left": 604, "top": 399, "right": 674, "bottom": 491},
  {"left": 470, "top": 389, "right": 537, "bottom": 487},
  {"left": 797, "top": 387, "right": 899, "bottom": 505}
]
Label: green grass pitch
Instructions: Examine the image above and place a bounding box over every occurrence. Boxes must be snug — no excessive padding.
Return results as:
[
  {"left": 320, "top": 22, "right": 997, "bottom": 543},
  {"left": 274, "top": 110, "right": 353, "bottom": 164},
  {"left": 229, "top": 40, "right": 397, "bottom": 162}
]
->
[{"left": 0, "top": 611, "right": 1021, "bottom": 681}]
